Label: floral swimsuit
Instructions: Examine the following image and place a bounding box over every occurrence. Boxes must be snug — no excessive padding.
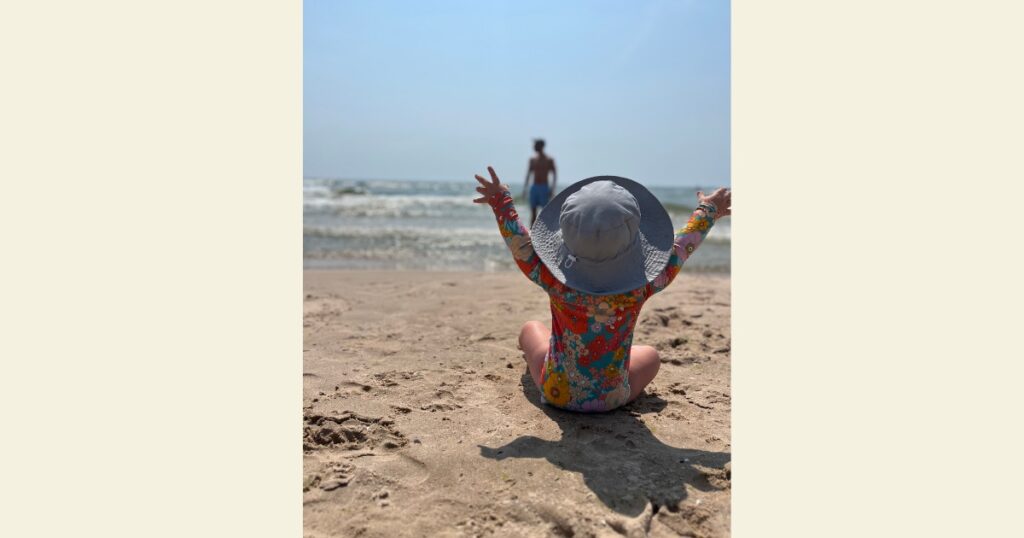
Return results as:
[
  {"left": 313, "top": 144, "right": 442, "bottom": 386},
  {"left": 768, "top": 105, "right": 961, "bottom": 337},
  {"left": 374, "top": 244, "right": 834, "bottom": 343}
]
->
[{"left": 488, "top": 189, "right": 717, "bottom": 412}]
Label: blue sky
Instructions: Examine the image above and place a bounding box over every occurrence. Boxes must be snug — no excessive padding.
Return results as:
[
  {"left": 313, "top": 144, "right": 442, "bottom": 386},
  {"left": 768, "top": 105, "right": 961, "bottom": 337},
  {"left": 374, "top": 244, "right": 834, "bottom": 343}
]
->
[{"left": 305, "top": 0, "right": 729, "bottom": 187}]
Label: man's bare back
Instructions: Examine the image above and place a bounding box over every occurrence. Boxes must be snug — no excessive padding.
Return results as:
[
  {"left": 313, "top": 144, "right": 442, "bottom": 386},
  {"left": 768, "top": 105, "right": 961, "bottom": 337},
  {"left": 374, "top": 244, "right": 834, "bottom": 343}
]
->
[{"left": 529, "top": 155, "right": 555, "bottom": 186}]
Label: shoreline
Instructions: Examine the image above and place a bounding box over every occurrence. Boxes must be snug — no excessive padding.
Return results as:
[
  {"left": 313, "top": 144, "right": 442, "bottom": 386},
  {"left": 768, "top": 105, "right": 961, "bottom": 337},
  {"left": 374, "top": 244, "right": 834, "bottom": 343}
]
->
[{"left": 302, "top": 263, "right": 732, "bottom": 274}]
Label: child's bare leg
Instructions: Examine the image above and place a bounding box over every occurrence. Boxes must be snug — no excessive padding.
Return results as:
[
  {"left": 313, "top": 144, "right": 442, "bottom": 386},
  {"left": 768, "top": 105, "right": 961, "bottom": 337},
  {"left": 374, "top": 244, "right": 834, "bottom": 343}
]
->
[
  {"left": 518, "top": 321, "right": 549, "bottom": 388},
  {"left": 626, "top": 345, "right": 661, "bottom": 402}
]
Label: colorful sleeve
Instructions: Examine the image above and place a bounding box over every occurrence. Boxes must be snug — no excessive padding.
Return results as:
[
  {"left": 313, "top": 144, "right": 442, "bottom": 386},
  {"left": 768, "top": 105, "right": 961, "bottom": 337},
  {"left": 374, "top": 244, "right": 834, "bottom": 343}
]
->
[
  {"left": 646, "top": 203, "right": 717, "bottom": 296},
  {"left": 488, "top": 189, "right": 563, "bottom": 294}
]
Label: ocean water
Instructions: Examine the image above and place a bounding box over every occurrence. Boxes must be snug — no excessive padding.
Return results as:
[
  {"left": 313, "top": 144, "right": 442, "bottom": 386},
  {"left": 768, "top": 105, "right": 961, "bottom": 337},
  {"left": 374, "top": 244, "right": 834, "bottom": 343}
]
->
[{"left": 304, "top": 178, "right": 730, "bottom": 273}]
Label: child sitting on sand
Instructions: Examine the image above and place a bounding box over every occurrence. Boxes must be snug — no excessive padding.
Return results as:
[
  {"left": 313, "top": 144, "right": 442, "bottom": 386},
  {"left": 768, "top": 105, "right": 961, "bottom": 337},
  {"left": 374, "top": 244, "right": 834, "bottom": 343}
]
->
[{"left": 473, "top": 166, "right": 731, "bottom": 412}]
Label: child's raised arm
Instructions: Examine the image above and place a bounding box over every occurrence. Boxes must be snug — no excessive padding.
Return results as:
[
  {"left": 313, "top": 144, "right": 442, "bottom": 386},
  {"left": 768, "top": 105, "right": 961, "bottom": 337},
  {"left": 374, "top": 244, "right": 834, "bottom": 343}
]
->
[
  {"left": 647, "top": 187, "right": 731, "bottom": 296},
  {"left": 474, "top": 166, "right": 562, "bottom": 294}
]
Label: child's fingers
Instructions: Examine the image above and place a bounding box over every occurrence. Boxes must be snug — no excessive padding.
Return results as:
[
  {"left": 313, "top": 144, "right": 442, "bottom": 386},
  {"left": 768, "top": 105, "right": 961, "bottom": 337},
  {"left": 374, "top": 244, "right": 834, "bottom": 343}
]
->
[
  {"left": 474, "top": 174, "right": 489, "bottom": 186},
  {"left": 473, "top": 196, "right": 487, "bottom": 203},
  {"left": 487, "top": 166, "right": 500, "bottom": 184},
  {"left": 476, "top": 186, "right": 487, "bottom": 194}
]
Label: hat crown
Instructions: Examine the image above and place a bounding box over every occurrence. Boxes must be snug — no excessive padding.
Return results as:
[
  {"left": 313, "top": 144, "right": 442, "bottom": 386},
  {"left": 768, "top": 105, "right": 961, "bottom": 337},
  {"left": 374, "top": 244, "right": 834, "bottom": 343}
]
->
[{"left": 559, "top": 181, "right": 641, "bottom": 262}]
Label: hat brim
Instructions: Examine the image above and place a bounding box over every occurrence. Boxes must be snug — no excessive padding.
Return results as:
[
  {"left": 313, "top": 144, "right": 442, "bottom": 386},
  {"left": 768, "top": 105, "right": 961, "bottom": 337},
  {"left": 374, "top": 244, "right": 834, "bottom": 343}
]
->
[{"left": 531, "top": 176, "right": 674, "bottom": 296}]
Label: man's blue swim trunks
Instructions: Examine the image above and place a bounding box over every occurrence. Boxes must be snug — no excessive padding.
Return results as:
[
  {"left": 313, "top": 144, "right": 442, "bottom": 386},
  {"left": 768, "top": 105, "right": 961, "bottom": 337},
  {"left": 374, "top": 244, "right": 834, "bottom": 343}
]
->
[{"left": 529, "top": 183, "right": 551, "bottom": 208}]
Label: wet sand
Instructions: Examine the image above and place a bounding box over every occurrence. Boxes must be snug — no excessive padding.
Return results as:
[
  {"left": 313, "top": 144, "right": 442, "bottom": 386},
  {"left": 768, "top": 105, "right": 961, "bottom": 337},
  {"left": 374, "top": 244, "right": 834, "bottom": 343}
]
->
[{"left": 304, "top": 270, "right": 731, "bottom": 537}]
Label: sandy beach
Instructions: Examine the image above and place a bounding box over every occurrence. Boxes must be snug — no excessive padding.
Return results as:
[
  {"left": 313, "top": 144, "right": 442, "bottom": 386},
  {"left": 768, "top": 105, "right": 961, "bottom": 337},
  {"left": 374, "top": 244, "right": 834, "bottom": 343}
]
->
[{"left": 304, "top": 270, "right": 731, "bottom": 537}]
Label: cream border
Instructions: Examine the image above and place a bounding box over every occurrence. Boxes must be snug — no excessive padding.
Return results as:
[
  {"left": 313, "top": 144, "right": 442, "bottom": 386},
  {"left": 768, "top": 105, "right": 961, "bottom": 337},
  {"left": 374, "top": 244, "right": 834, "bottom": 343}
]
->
[
  {"left": 734, "top": 1, "right": 1024, "bottom": 535},
  {"left": 2, "top": 2, "right": 301, "bottom": 536}
]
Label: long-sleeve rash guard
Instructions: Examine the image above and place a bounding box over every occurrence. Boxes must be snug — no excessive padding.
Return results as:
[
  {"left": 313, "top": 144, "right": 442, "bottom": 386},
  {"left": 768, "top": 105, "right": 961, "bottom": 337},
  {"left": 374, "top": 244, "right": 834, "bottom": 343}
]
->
[{"left": 488, "top": 189, "right": 717, "bottom": 412}]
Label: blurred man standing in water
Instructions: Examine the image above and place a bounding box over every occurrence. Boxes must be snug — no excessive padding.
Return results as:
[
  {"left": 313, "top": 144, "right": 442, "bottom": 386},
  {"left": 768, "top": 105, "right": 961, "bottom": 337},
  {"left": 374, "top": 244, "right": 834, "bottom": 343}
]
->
[{"left": 523, "top": 139, "right": 557, "bottom": 227}]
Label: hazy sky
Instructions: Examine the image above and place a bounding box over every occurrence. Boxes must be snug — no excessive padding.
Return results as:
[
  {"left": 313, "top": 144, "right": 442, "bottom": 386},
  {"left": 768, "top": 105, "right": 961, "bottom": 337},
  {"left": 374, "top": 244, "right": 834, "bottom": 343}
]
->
[{"left": 305, "top": 0, "right": 729, "bottom": 187}]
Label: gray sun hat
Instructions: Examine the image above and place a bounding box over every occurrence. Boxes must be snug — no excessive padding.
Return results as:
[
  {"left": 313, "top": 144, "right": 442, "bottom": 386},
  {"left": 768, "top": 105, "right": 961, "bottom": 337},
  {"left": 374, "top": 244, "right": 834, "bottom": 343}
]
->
[{"left": 530, "top": 176, "right": 674, "bottom": 295}]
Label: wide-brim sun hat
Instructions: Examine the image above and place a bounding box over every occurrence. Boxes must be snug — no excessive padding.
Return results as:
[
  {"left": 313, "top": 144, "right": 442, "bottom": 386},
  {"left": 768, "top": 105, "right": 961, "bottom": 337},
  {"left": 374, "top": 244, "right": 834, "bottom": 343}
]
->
[{"left": 531, "top": 176, "right": 674, "bottom": 295}]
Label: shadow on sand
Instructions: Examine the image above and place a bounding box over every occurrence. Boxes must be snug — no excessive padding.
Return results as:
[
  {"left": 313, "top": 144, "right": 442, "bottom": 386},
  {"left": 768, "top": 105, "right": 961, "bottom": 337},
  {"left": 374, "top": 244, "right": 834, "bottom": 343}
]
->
[{"left": 479, "top": 373, "right": 730, "bottom": 517}]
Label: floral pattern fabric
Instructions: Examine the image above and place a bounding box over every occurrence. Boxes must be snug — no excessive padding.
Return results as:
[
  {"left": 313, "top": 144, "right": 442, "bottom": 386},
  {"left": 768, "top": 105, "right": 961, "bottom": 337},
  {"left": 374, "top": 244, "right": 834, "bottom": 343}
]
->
[{"left": 488, "top": 189, "right": 717, "bottom": 412}]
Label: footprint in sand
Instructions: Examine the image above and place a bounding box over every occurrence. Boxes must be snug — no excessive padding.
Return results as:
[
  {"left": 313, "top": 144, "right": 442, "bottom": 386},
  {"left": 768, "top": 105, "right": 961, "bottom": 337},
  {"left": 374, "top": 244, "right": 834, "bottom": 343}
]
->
[
  {"left": 303, "top": 411, "right": 408, "bottom": 452},
  {"left": 419, "top": 402, "right": 462, "bottom": 412},
  {"left": 664, "top": 384, "right": 730, "bottom": 411},
  {"left": 304, "top": 460, "right": 355, "bottom": 492},
  {"left": 364, "top": 452, "right": 432, "bottom": 489}
]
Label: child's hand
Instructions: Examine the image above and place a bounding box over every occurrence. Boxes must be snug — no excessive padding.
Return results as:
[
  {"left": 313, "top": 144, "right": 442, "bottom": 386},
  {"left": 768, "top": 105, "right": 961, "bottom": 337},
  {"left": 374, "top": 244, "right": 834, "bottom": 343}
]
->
[
  {"left": 473, "top": 166, "right": 510, "bottom": 204},
  {"left": 697, "top": 188, "right": 731, "bottom": 218}
]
